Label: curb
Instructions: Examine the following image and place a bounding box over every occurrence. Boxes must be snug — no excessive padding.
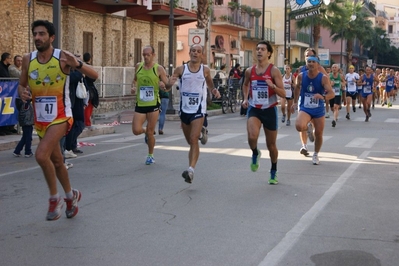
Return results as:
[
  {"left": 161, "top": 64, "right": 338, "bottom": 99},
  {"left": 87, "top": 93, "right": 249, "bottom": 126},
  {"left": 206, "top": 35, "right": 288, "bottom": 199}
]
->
[{"left": 0, "top": 125, "right": 115, "bottom": 152}]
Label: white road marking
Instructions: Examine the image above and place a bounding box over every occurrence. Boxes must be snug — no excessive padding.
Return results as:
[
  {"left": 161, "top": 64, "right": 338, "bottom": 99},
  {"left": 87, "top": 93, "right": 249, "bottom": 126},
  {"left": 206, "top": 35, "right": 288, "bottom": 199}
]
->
[
  {"left": 385, "top": 118, "right": 399, "bottom": 123},
  {"left": 226, "top": 117, "right": 246, "bottom": 121},
  {"left": 0, "top": 143, "right": 141, "bottom": 178},
  {"left": 345, "top": 137, "right": 377, "bottom": 148},
  {"left": 156, "top": 135, "right": 185, "bottom": 143},
  {"left": 258, "top": 151, "right": 370, "bottom": 266},
  {"left": 245, "top": 134, "right": 289, "bottom": 144},
  {"left": 208, "top": 133, "right": 245, "bottom": 143},
  {"left": 353, "top": 117, "right": 369, "bottom": 122},
  {"left": 295, "top": 136, "right": 332, "bottom": 146},
  {"left": 102, "top": 135, "right": 143, "bottom": 143},
  {"left": 79, "top": 133, "right": 123, "bottom": 141}
]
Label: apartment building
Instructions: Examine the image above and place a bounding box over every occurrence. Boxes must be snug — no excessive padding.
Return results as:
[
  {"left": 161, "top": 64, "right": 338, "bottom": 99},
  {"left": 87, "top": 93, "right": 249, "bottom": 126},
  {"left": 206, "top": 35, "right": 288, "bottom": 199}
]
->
[
  {"left": 0, "top": 0, "right": 197, "bottom": 68},
  {"left": 376, "top": 3, "right": 399, "bottom": 48},
  {"left": 176, "top": 0, "right": 277, "bottom": 71}
]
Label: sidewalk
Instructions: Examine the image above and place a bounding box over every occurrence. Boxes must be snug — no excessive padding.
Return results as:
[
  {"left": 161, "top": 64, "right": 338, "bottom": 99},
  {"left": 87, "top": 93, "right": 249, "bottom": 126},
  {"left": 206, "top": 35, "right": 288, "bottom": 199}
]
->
[{"left": 0, "top": 106, "right": 224, "bottom": 151}]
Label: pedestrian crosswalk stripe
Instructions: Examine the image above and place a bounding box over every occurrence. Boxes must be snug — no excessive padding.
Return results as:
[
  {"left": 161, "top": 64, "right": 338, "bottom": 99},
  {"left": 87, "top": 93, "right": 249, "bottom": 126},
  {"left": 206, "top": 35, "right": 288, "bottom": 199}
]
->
[
  {"left": 80, "top": 134, "right": 123, "bottom": 141},
  {"left": 226, "top": 117, "right": 246, "bottom": 121},
  {"left": 295, "top": 136, "right": 332, "bottom": 146},
  {"left": 385, "top": 118, "right": 399, "bottom": 123},
  {"left": 156, "top": 136, "right": 185, "bottom": 143},
  {"left": 345, "top": 138, "right": 378, "bottom": 148},
  {"left": 255, "top": 134, "right": 289, "bottom": 144},
  {"left": 353, "top": 117, "right": 370, "bottom": 122},
  {"left": 102, "top": 135, "right": 143, "bottom": 143},
  {"left": 208, "top": 133, "right": 245, "bottom": 143}
]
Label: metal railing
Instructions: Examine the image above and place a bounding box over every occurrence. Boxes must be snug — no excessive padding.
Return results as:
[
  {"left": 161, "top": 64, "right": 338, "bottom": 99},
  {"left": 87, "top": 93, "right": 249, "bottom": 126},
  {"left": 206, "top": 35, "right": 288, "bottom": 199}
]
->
[
  {"left": 92, "top": 66, "right": 135, "bottom": 97},
  {"left": 245, "top": 26, "right": 275, "bottom": 43}
]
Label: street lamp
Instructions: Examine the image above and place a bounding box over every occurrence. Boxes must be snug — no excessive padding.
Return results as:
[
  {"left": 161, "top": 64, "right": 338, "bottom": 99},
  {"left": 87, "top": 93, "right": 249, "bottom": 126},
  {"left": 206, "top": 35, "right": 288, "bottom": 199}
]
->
[{"left": 339, "top": 14, "right": 356, "bottom": 70}]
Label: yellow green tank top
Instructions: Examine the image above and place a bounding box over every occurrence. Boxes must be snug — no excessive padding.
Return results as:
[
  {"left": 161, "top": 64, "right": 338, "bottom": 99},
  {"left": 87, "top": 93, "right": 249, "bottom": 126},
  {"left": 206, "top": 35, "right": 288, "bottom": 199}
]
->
[
  {"left": 28, "top": 48, "right": 72, "bottom": 137},
  {"left": 135, "top": 62, "right": 160, "bottom": 107}
]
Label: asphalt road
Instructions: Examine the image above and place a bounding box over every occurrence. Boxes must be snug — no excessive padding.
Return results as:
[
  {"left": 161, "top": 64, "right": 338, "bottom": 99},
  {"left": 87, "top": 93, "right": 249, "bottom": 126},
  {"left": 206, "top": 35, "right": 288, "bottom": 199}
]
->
[{"left": 1, "top": 103, "right": 398, "bottom": 266}]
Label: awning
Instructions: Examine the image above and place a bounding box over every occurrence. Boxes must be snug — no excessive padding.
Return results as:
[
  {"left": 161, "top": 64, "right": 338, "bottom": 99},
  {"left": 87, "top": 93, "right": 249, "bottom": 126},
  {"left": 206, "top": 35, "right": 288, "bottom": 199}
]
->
[
  {"left": 231, "top": 54, "right": 240, "bottom": 59},
  {"left": 214, "top": 53, "right": 226, "bottom": 58}
]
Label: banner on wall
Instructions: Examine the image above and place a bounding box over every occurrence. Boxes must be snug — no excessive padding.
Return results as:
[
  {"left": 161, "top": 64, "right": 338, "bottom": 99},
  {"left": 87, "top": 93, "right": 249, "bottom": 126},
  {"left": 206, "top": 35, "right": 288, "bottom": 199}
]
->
[
  {"left": 318, "top": 48, "right": 330, "bottom": 67},
  {"left": 0, "top": 80, "right": 19, "bottom": 126},
  {"left": 290, "top": 0, "right": 323, "bottom": 19}
]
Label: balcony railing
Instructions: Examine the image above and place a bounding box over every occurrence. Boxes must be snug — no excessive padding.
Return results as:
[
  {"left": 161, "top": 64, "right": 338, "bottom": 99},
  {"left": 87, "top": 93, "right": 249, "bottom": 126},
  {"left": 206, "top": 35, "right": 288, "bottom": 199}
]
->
[
  {"left": 212, "top": 6, "right": 253, "bottom": 29},
  {"left": 153, "top": 0, "right": 197, "bottom": 11},
  {"left": 290, "top": 31, "right": 311, "bottom": 44},
  {"left": 245, "top": 26, "right": 275, "bottom": 43}
]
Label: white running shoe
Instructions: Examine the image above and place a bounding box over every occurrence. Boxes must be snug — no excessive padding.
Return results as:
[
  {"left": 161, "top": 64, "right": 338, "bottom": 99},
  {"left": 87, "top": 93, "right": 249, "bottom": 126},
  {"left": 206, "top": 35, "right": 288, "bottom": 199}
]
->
[
  {"left": 312, "top": 153, "right": 320, "bottom": 165},
  {"left": 64, "top": 150, "right": 77, "bottom": 158}
]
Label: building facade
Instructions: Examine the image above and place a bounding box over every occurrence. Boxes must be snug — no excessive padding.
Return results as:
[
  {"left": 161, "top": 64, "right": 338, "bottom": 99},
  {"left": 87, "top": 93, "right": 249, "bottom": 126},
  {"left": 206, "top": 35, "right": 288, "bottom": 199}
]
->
[{"left": 0, "top": 0, "right": 197, "bottom": 68}]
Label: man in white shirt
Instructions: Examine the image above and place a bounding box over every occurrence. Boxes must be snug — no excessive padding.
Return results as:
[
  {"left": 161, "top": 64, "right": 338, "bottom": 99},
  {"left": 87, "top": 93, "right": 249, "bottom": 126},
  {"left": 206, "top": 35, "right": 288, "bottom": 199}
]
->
[{"left": 344, "top": 65, "right": 360, "bottom": 120}]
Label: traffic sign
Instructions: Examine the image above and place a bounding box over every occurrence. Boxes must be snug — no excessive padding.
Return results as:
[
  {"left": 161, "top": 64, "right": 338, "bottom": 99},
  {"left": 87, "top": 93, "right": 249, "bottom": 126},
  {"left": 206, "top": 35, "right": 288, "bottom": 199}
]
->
[{"left": 188, "top": 28, "right": 205, "bottom": 46}]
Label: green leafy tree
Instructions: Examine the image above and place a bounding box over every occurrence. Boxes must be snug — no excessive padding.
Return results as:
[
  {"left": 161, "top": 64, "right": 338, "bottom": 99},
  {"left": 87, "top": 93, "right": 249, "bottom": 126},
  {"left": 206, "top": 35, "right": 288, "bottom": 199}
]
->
[
  {"left": 378, "top": 46, "right": 399, "bottom": 66},
  {"left": 196, "top": 0, "right": 211, "bottom": 64},
  {"left": 362, "top": 27, "right": 391, "bottom": 64},
  {"left": 325, "top": 1, "right": 372, "bottom": 68},
  {"left": 295, "top": 0, "right": 346, "bottom": 55}
]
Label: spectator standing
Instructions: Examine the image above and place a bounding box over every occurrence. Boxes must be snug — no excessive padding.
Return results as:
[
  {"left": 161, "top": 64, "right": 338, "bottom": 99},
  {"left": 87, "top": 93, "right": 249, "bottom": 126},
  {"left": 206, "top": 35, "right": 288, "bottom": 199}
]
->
[
  {"left": 13, "top": 97, "right": 34, "bottom": 157},
  {"left": 9, "top": 55, "right": 23, "bottom": 78},
  {"left": 83, "top": 52, "right": 99, "bottom": 128},
  {"left": 158, "top": 80, "right": 170, "bottom": 135},
  {"left": 214, "top": 64, "right": 227, "bottom": 86},
  {"left": 229, "top": 63, "right": 241, "bottom": 80},
  {"left": 0, "top": 52, "right": 11, "bottom": 77},
  {"left": 64, "top": 67, "right": 87, "bottom": 157}
]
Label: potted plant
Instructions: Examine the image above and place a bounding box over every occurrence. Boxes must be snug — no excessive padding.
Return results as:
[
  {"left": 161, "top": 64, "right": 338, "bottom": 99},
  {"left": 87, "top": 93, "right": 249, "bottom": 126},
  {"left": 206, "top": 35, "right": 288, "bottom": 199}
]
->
[
  {"left": 228, "top": 2, "right": 240, "bottom": 10},
  {"left": 219, "top": 15, "right": 228, "bottom": 21},
  {"left": 252, "top": 8, "right": 262, "bottom": 18},
  {"left": 241, "top": 5, "right": 252, "bottom": 14}
]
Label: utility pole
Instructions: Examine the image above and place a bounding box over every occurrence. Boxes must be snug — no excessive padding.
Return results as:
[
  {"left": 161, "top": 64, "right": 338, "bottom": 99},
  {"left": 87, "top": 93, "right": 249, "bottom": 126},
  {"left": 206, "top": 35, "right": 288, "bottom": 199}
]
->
[
  {"left": 53, "top": 0, "right": 61, "bottom": 48},
  {"left": 167, "top": 1, "right": 176, "bottom": 114}
]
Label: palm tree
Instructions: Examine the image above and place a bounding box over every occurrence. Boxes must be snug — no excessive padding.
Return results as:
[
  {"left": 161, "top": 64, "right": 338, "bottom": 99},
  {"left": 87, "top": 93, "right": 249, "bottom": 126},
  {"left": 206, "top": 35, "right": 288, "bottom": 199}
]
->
[
  {"left": 196, "top": 0, "right": 210, "bottom": 64},
  {"left": 325, "top": 1, "right": 373, "bottom": 68},
  {"left": 362, "top": 27, "right": 391, "bottom": 64},
  {"left": 295, "top": 0, "right": 346, "bottom": 55}
]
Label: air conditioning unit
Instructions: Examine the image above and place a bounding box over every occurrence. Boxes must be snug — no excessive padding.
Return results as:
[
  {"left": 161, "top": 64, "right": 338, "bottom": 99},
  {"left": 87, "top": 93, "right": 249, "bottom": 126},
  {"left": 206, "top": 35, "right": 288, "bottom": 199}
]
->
[
  {"left": 231, "top": 40, "right": 237, "bottom": 49},
  {"left": 176, "top": 41, "right": 183, "bottom": 51}
]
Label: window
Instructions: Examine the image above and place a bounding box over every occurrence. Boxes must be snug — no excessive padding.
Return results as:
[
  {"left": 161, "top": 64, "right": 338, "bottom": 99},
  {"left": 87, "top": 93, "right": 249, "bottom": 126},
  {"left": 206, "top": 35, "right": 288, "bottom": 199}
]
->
[
  {"left": 134, "top": 39, "right": 142, "bottom": 65},
  {"left": 158, "top": 42, "right": 165, "bottom": 67},
  {"left": 388, "top": 25, "right": 393, "bottom": 34},
  {"left": 244, "top": 50, "right": 252, "bottom": 67},
  {"left": 214, "top": 57, "right": 222, "bottom": 69},
  {"left": 83, "top": 32, "right": 93, "bottom": 58}
]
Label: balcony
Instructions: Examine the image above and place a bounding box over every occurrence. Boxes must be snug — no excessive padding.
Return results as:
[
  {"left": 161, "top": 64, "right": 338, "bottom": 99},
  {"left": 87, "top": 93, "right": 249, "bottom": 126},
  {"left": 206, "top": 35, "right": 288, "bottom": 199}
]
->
[
  {"left": 37, "top": 0, "right": 197, "bottom": 26},
  {"left": 362, "top": 0, "right": 376, "bottom": 16},
  {"left": 290, "top": 31, "right": 311, "bottom": 45},
  {"left": 243, "top": 26, "right": 275, "bottom": 43},
  {"left": 211, "top": 5, "right": 253, "bottom": 31}
]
